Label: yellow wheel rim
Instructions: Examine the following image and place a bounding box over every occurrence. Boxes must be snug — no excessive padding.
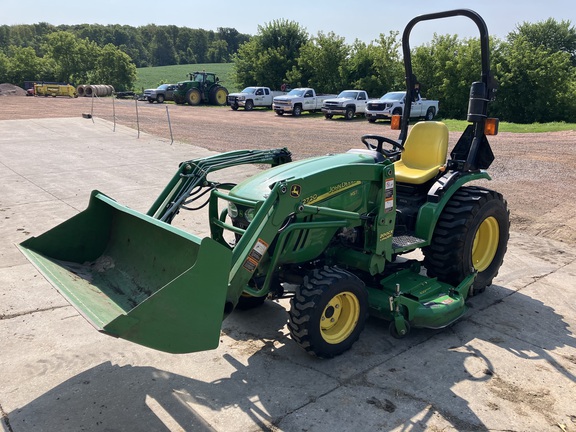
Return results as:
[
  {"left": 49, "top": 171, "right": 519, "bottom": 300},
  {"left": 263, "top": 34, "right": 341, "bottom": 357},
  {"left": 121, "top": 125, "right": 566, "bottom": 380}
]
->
[
  {"left": 472, "top": 216, "right": 499, "bottom": 272},
  {"left": 216, "top": 89, "right": 227, "bottom": 105},
  {"left": 320, "top": 291, "right": 360, "bottom": 344},
  {"left": 191, "top": 92, "right": 201, "bottom": 104}
]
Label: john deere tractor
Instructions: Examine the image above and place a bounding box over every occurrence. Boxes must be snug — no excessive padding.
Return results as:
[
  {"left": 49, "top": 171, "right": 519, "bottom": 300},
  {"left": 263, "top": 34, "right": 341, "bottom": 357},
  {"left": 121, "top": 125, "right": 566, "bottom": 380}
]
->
[
  {"left": 173, "top": 71, "right": 229, "bottom": 106},
  {"left": 19, "top": 10, "right": 509, "bottom": 358}
]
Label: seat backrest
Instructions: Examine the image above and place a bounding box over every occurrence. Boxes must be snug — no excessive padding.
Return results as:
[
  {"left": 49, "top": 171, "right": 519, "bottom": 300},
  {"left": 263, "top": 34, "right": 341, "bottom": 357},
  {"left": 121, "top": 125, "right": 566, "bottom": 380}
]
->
[
  {"left": 394, "top": 122, "right": 449, "bottom": 184},
  {"left": 402, "top": 121, "right": 448, "bottom": 170}
]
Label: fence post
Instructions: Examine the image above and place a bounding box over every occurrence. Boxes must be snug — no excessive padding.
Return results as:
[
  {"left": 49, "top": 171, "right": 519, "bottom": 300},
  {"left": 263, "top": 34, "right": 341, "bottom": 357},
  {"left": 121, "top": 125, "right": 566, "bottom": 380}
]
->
[
  {"left": 166, "top": 105, "right": 173, "bottom": 145},
  {"left": 135, "top": 98, "right": 140, "bottom": 138}
]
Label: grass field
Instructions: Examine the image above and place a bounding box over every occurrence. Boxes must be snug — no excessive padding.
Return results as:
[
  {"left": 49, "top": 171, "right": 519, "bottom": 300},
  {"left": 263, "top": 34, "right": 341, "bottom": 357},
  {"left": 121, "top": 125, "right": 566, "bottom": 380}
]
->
[{"left": 135, "top": 63, "right": 239, "bottom": 93}]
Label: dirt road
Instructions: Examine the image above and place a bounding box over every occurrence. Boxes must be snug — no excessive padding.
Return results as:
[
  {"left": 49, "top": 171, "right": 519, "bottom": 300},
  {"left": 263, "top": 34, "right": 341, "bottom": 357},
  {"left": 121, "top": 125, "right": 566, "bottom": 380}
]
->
[{"left": 1, "top": 95, "right": 575, "bottom": 244}]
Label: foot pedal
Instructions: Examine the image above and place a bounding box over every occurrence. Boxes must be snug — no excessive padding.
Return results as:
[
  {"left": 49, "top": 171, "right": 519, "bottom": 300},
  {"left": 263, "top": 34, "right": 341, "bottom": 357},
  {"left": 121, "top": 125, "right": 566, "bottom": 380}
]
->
[{"left": 392, "top": 235, "right": 425, "bottom": 249}]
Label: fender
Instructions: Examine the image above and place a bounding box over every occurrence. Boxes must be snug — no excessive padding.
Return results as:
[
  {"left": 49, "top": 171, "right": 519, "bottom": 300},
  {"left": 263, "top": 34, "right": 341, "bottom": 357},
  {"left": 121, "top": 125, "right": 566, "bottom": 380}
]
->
[{"left": 414, "top": 170, "right": 491, "bottom": 241}]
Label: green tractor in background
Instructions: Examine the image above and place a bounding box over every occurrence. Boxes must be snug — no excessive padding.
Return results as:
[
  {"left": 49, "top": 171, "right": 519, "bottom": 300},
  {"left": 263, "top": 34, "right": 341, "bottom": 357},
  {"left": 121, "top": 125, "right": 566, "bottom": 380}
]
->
[
  {"left": 173, "top": 71, "right": 229, "bottom": 106},
  {"left": 19, "top": 10, "right": 510, "bottom": 359}
]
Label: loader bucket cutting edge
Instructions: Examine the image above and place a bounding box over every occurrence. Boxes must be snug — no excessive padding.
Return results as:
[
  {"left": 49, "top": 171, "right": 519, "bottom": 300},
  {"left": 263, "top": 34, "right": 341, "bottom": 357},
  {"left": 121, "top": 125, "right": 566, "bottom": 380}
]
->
[{"left": 18, "top": 190, "right": 232, "bottom": 354}]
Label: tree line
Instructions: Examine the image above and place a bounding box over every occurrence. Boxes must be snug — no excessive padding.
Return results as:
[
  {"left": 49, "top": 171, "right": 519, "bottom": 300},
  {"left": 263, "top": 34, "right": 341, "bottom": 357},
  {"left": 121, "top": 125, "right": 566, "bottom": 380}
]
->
[
  {"left": 234, "top": 18, "right": 576, "bottom": 123},
  {"left": 0, "top": 23, "right": 249, "bottom": 91},
  {"left": 1, "top": 18, "right": 575, "bottom": 123}
]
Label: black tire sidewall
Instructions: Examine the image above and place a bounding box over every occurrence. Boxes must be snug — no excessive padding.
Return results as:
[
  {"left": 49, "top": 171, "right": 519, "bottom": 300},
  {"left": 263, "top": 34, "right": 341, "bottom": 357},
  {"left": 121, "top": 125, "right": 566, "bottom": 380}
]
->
[
  {"left": 289, "top": 268, "right": 368, "bottom": 358},
  {"left": 463, "top": 197, "right": 509, "bottom": 290}
]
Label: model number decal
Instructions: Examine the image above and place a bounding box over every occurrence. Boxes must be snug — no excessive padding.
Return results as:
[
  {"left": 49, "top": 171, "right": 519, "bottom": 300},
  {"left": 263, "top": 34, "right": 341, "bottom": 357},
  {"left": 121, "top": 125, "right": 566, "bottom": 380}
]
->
[{"left": 302, "top": 181, "right": 361, "bottom": 205}]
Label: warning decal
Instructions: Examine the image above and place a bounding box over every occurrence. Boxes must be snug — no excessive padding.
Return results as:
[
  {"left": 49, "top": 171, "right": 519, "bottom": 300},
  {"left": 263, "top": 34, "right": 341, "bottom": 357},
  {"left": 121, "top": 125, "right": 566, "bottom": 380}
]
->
[{"left": 242, "top": 238, "right": 269, "bottom": 273}]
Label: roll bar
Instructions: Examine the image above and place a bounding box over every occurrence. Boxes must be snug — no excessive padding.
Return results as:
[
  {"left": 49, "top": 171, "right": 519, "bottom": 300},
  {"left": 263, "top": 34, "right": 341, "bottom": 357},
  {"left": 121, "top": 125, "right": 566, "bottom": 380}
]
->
[{"left": 398, "top": 9, "right": 497, "bottom": 171}]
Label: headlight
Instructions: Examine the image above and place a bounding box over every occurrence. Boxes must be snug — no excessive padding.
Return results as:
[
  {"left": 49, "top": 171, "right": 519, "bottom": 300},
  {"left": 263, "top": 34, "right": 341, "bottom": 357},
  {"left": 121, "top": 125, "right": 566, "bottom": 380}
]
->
[
  {"left": 238, "top": 96, "right": 245, "bottom": 101},
  {"left": 228, "top": 202, "right": 238, "bottom": 218},
  {"left": 245, "top": 208, "right": 256, "bottom": 222}
]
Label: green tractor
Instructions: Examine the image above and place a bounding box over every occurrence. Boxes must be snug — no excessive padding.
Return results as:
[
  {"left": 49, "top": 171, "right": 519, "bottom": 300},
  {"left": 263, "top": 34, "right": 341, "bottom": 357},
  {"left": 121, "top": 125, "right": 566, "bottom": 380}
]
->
[
  {"left": 172, "top": 71, "right": 229, "bottom": 106},
  {"left": 19, "top": 10, "right": 509, "bottom": 358}
]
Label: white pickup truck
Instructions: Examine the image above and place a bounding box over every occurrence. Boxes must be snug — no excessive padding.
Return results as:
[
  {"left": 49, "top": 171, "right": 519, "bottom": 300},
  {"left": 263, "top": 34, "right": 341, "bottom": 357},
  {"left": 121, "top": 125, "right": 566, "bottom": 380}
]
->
[
  {"left": 273, "top": 88, "right": 336, "bottom": 116},
  {"left": 227, "top": 86, "right": 286, "bottom": 111},
  {"left": 365, "top": 91, "right": 439, "bottom": 122},
  {"left": 321, "top": 90, "right": 369, "bottom": 120}
]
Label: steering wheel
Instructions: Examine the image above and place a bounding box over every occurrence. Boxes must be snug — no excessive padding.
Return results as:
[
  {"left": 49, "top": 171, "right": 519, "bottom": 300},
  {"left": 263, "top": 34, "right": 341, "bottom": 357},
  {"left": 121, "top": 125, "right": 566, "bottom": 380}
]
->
[{"left": 361, "top": 134, "right": 404, "bottom": 159}]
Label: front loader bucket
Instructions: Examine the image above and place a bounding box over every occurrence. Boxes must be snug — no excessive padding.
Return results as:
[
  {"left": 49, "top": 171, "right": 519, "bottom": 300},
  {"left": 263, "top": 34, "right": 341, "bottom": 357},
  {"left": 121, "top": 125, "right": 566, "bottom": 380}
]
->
[{"left": 18, "top": 191, "right": 232, "bottom": 354}]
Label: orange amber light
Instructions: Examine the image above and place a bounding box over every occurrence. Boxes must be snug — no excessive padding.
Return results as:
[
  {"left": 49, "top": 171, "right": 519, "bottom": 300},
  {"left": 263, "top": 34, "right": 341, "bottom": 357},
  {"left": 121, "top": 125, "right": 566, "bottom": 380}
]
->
[
  {"left": 484, "top": 118, "right": 499, "bottom": 135},
  {"left": 391, "top": 115, "right": 401, "bottom": 130}
]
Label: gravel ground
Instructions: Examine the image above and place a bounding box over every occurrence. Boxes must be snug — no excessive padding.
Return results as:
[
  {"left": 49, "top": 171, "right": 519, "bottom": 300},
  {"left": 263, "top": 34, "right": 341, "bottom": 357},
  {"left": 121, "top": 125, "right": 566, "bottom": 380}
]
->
[{"left": 1, "top": 94, "right": 575, "bottom": 244}]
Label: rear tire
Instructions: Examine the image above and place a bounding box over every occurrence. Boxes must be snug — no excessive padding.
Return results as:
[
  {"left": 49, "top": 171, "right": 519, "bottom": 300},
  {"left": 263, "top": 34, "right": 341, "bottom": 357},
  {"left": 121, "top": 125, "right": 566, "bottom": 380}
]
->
[
  {"left": 289, "top": 266, "right": 368, "bottom": 358},
  {"left": 209, "top": 86, "right": 228, "bottom": 105},
  {"left": 324, "top": 114, "right": 333, "bottom": 119},
  {"left": 423, "top": 186, "right": 509, "bottom": 295},
  {"left": 425, "top": 107, "right": 435, "bottom": 121}
]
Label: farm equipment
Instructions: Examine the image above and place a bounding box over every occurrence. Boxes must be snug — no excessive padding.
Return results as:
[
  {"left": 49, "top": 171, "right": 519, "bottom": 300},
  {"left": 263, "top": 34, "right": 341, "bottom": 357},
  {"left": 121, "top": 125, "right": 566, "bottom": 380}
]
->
[
  {"left": 19, "top": 9, "right": 509, "bottom": 358},
  {"left": 33, "top": 82, "right": 77, "bottom": 98},
  {"left": 172, "top": 71, "right": 228, "bottom": 106}
]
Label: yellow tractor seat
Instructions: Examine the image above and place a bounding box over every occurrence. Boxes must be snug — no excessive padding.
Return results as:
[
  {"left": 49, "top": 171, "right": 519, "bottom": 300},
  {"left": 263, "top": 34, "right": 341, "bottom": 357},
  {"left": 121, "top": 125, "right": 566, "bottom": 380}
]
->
[{"left": 394, "top": 121, "right": 449, "bottom": 184}]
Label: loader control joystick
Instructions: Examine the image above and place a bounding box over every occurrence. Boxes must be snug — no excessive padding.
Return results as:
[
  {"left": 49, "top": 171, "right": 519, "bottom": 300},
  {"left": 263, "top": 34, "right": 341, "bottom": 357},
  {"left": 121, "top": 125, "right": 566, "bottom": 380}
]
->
[{"left": 361, "top": 134, "right": 404, "bottom": 160}]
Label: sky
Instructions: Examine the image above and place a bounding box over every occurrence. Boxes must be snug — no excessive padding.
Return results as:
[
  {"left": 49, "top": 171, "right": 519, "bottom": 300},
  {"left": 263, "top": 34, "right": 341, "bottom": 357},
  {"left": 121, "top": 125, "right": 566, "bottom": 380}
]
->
[{"left": 2, "top": 0, "right": 575, "bottom": 47}]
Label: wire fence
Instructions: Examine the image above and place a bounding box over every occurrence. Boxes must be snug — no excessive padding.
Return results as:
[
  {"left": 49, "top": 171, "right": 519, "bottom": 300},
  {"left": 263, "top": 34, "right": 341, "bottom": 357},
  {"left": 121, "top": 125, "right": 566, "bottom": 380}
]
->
[{"left": 81, "top": 94, "right": 175, "bottom": 144}]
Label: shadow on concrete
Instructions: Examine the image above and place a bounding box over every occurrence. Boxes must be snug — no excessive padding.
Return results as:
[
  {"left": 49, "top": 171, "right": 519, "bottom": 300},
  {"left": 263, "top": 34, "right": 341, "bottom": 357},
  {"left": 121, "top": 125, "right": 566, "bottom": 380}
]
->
[{"left": 7, "top": 285, "right": 574, "bottom": 432}]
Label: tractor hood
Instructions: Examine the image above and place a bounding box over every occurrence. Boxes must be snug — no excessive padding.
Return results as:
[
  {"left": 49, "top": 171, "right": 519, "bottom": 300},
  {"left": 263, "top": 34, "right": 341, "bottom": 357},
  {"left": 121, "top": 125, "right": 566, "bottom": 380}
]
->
[{"left": 229, "top": 151, "right": 381, "bottom": 201}]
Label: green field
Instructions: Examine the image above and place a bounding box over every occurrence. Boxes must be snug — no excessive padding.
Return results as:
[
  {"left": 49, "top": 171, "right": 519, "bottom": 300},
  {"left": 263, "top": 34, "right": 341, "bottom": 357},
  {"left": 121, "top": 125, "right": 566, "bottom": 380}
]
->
[{"left": 135, "top": 63, "right": 238, "bottom": 93}]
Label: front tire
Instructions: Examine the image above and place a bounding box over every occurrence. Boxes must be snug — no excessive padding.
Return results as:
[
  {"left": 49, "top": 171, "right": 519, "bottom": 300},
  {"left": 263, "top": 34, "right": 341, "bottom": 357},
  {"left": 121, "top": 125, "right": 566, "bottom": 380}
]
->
[
  {"left": 186, "top": 88, "right": 201, "bottom": 106},
  {"left": 345, "top": 107, "right": 355, "bottom": 120},
  {"left": 423, "top": 186, "right": 509, "bottom": 295},
  {"left": 244, "top": 99, "right": 254, "bottom": 111},
  {"left": 293, "top": 105, "right": 302, "bottom": 116},
  {"left": 156, "top": 94, "right": 165, "bottom": 104},
  {"left": 289, "top": 266, "right": 368, "bottom": 358}
]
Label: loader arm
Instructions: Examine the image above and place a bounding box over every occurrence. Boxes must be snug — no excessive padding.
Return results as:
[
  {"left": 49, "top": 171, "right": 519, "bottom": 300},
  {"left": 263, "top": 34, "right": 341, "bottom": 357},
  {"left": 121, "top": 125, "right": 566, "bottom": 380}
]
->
[{"left": 148, "top": 148, "right": 292, "bottom": 223}]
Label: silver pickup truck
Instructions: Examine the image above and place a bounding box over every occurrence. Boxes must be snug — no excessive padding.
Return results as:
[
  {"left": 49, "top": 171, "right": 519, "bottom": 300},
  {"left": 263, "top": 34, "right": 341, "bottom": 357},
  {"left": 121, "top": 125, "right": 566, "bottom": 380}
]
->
[
  {"left": 366, "top": 91, "right": 439, "bottom": 122},
  {"left": 273, "top": 88, "right": 336, "bottom": 116}
]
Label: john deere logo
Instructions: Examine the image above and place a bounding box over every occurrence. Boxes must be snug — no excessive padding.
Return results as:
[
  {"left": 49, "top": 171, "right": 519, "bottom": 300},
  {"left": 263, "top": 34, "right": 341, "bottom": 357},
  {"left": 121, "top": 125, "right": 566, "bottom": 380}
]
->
[{"left": 290, "top": 185, "right": 302, "bottom": 198}]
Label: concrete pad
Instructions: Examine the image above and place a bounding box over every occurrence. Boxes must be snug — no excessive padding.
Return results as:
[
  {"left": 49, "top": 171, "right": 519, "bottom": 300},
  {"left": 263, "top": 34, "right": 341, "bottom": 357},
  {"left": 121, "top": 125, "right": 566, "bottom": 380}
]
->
[{"left": 1, "top": 118, "right": 575, "bottom": 432}]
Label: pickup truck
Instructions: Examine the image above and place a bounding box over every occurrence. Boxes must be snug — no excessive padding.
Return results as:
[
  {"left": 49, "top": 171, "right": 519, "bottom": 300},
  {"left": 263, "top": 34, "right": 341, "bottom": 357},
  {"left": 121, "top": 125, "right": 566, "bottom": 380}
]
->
[
  {"left": 365, "top": 91, "right": 439, "bottom": 122},
  {"left": 227, "top": 86, "right": 286, "bottom": 110},
  {"left": 142, "top": 84, "right": 177, "bottom": 104},
  {"left": 321, "top": 90, "right": 369, "bottom": 120},
  {"left": 273, "top": 88, "right": 336, "bottom": 116}
]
